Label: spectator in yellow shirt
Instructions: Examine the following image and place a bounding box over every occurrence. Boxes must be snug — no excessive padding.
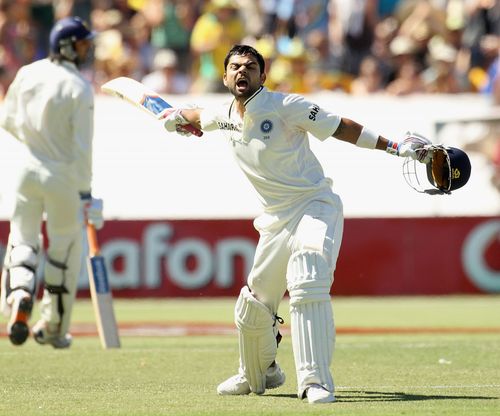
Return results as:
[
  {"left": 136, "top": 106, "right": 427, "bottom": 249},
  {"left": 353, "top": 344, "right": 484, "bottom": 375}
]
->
[{"left": 190, "top": 0, "right": 245, "bottom": 92}]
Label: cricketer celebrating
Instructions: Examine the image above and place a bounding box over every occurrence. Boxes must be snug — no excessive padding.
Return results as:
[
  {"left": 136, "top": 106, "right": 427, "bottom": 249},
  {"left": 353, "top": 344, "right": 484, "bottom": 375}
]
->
[
  {"left": 163, "top": 44, "right": 431, "bottom": 404},
  {"left": 0, "top": 17, "right": 103, "bottom": 348}
]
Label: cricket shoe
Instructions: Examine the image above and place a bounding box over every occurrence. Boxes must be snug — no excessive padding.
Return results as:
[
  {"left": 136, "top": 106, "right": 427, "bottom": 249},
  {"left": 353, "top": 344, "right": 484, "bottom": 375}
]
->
[
  {"left": 32, "top": 320, "right": 72, "bottom": 349},
  {"left": 305, "top": 384, "right": 335, "bottom": 404},
  {"left": 217, "top": 363, "right": 286, "bottom": 395},
  {"left": 6, "top": 290, "right": 33, "bottom": 346}
]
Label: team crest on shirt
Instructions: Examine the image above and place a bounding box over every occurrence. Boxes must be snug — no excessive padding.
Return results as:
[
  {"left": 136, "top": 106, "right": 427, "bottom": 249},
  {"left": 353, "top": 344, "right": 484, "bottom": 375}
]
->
[{"left": 260, "top": 119, "right": 273, "bottom": 134}]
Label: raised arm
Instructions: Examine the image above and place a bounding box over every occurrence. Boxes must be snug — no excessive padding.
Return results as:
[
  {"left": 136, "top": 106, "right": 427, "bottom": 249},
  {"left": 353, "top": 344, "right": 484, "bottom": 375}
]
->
[{"left": 333, "top": 117, "right": 431, "bottom": 162}]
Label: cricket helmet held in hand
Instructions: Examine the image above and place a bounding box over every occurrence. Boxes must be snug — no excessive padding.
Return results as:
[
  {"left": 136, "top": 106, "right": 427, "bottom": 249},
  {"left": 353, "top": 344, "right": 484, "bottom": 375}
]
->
[
  {"left": 403, "top": 145, "right": 471, "bottom": 194},
  {"left": 49, "top": 16, "right": 95, "bottom": 62}
]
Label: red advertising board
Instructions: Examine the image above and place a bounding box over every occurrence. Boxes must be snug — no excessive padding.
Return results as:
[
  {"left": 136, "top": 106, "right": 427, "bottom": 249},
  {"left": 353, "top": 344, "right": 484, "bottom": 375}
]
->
[{"left": 0, "top": 217, "right": 498, "bottom": 296}]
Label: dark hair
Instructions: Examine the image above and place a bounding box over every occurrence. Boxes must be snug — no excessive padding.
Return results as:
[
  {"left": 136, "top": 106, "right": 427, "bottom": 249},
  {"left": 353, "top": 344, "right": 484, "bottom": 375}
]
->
[{"left": 224, "top": 44, "right": 265, "bottom": 74}]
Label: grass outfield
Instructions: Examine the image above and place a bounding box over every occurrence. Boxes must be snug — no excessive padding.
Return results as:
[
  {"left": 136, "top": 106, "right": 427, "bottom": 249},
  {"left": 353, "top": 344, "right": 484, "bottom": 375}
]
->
[{"left": 1, "top": 296, "right": 499, "bottom": 415}]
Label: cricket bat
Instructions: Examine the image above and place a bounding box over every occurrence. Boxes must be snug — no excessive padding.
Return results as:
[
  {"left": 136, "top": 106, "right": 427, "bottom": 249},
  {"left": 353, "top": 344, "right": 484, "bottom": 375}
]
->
[
  {"left": 86, "top": 223, "right": 120, "bottom": 349},
  {"left": 100, "top": 77, "right": 203, "bottom": 137}
]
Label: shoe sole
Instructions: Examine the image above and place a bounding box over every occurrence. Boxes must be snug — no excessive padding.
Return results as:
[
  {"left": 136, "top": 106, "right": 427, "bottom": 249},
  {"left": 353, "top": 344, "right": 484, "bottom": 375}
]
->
[
  {"left": 308, "top": 396, "right": 336, "bottom": 404},
  {"left": 8, "top": 297, "right": 33, "bottom": 345}
]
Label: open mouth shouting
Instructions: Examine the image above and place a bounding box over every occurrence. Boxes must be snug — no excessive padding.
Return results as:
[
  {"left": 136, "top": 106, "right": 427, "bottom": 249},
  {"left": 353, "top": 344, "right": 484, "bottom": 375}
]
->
[{"left": 236, "top": 77, "right": 249, "bottom": 93}]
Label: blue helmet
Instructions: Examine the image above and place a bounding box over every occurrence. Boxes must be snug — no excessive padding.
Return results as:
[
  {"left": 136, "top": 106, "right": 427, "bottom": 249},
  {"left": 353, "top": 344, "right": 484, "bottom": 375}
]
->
[
  {"left": 426, "top": 146, "right": 471, "bottom": 193},
  {"left": 49, "top": 17, "right": 95, "bottom": 62},
  {"left": 403, "top": 145, "right": 471, "bottom": 195}
]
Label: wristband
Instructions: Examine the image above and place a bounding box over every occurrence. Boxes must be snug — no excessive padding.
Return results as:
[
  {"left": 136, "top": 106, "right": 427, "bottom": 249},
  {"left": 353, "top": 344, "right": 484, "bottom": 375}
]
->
[
  {"left": 386, "top": 140, "right": 399, "bottom": 156},
  {"left": 356, "top": 127, "right": 379, "bottom": 149}
]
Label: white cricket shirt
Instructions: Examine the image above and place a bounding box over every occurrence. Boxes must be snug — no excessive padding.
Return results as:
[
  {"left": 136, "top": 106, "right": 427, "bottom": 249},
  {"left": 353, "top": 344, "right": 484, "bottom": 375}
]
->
[
  {"left": 201, "top": 86, "right": 341, "bottom": 213},
  {"left": 0, "top": 58, "right": 94, "bottom": 193}
]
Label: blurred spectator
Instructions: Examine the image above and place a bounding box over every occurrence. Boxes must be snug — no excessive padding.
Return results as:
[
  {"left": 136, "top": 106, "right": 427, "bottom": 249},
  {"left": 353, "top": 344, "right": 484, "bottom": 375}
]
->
[
  {"left": 92, "top": 11, "right": 133, "bottom": 86},
  {"left": 462, "top": 0, "right": 500, "bottom": 70},
  {"left": 54, "top": 0, "right": 92, "bottom": 22},
  {"left": 144, "top": 0, "right": 198, "bottom": 74},
  {"left": 370, "top": 16, "right": 399, "bottom": 84},
  {"left": 0, "top": 0, "right": 38, "bottom": 86},
  {"left": 304, "top": 29, "right": 351, "bottom": 92},
  {"left": 386, "top": 59, "right": 425, "bottom": 95},
  {"left": 190, "top": 0, "right": 245, "bottom": 92},
  {"left": 141, "top": 48, "right": 190, "bottom": 94},
  {"left": 293, "top": 0, "right": 330, "bottom": 40},
  {"left": 260, "top": 0, "right": 295, "bottom": 39},
  {"left": 30, "top": 0, "right": 55, "bottom": 60},
  {"left": 122, "top": 12, "right": 155, "bottom": 80},
  {"left": 378, "top": 0, "right": 403, "bottom": 17},
  {"left": 236, "top": 0, "right": 265, "bottom": 38},
  {"left": 0, "top": 0, "right": 499, "bottom": 98},
  {"left": 329, "top": 0, "right": 380, "bottom": 75},
  {"left": 350, "top": 55, "right": 385, "bottom": 95},
  {"left": 267, "top": 37, "right": 310, "bottom": 93},
  {"left": 422, "top": 35, "right": 463, "bottom": 93}
]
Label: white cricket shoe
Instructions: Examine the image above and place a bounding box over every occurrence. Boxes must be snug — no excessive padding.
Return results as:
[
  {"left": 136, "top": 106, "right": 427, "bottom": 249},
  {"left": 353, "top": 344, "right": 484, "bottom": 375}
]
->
[
  {"left": 305, "top": 384, "right": 336, "bottom": 404},
  {"left": 217, "top": 363, "right": 286, "bottom": 395},
  {"left": 32, "top": 320, "right": 72, "bottom": 349}
]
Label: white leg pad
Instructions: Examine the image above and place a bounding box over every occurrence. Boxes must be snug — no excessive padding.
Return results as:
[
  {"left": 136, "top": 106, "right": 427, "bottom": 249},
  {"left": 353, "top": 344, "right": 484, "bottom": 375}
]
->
[
  {"left": 235, "top": 286, "right": 278, "bottom": 395},
  {"left": 1, "top": 243, "right": 39, "bottom": 316},
  {"left": 6, "top": 245, "right": 38, "bottom": 293},
  {"left": 287, "top": 250, "right": 335, "bottom": 398},
  {"left": 39, "top": 236, "right": 82, "bottom": 337}
]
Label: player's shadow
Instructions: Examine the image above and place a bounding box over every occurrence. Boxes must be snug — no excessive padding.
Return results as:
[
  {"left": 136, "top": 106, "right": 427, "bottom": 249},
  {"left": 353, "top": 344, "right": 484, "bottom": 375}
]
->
[
  {"left": 266, "top": 390, "right": 499, "bottom": 402},
  {"left": 328, "top": 390, "right": 497, "bottom": 403}
]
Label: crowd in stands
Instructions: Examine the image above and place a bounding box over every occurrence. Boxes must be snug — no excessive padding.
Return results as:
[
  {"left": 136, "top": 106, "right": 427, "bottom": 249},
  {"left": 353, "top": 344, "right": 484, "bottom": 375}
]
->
[
  {"left": 1, "top": 0, "right": 500, "bottom": 102},
  {"left": 1, "top": 0, "right": 499, "bottom": 192}
]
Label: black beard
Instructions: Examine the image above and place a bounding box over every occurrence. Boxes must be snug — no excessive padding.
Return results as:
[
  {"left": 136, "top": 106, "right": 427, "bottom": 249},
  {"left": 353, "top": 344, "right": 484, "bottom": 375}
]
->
[{"left": 227, "top": 83, "right": 260, "bottom": 99}]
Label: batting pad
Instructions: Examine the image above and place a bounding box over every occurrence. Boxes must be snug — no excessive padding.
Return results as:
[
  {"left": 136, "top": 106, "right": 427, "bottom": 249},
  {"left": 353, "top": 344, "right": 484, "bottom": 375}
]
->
[
  {"left": 287, "top": 250, "right": 335, "bottom": 397},
  {"left": 39, "top": 236, "right": 82, "bottom": 337},
  {"left": 235, "top": 286, "right": 278, "bottom": 395}
]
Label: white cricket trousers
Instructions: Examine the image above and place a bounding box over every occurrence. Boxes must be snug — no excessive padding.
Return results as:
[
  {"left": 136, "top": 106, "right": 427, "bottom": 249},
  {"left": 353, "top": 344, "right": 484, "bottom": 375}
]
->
[
  {"left": 6, "top": 157, "right": 83, "bottom": 335},
  {"left": 247, "top": 193, "right": 344, "bottom": 396},
  {"left": 248, "top": 195, "right": 344, "bottom": 312}
]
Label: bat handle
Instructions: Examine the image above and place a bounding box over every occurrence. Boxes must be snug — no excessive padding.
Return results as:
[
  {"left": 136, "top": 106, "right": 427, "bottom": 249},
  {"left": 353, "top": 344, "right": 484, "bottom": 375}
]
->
[
  {"left": 86, "top": 223, "right": 101, "bottom": 256},
  {"left": 180, "top": 124, "right": 204, "bottom": 137}
]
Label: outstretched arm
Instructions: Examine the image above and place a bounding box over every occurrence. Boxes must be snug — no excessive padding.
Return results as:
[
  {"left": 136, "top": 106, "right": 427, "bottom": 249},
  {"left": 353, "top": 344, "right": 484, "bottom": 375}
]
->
[
  {"left": 332, "top": 118, "right": 389, "bottom": 150},
  {"left": 333, "top": 117, "right": 431, "bottom": 162}
]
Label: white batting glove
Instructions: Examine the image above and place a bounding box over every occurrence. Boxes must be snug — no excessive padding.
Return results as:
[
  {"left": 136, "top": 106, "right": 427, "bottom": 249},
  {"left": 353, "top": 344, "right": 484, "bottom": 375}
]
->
[
  {"left": 162, "top": 108, "right": 192, "bottom": 137},
  {"left": 81, "top": 195, "right": 104, "bottom": 230},
  {"left": 386, "top": 132, "right": 433, "bottom": 163}
]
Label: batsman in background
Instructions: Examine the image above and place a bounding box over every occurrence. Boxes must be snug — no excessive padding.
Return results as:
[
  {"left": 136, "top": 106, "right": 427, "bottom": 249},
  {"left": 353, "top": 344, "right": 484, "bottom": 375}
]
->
[
  {"left": 0, "top": 17, "right": 103, "bottom": 348},
  {"left": 162, "top": 45, "right": 470, "bottom": 404}
]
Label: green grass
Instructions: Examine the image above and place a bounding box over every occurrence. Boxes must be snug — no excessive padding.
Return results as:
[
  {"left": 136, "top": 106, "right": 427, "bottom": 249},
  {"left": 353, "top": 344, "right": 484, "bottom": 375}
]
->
[{"left": 1, "top": 296, "right": 499, "bottom": 415}]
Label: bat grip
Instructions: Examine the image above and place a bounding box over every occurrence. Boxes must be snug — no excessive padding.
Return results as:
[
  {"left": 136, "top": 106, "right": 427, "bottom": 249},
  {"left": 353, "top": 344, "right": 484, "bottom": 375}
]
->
[
  {"left": 86, "top": 223, "right": 101, "bottom": 256},
  {"left": 181, "top": 124, "right": 204, "bottom": 137}
]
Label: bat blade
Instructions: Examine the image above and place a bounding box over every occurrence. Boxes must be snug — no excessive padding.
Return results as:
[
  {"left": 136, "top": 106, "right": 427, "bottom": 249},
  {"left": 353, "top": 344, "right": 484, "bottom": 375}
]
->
[
  {"left": 86, "top": 225, "right": 120, "bottom": 349},
  {"left": 101, "top": 77, "right": 203, "bottom": 137}
]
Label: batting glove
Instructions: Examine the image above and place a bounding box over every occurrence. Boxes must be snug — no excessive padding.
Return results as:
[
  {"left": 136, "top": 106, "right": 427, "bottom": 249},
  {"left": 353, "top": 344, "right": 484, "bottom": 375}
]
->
[
  {"left": 386, "top": 132, "right": 433, "bottom": 163},
  {"left": 162, "top": 108, "right": 192, "bottom": 137},
  {"left": 80, "top": 194, "right": 104, "bottom": 230}
]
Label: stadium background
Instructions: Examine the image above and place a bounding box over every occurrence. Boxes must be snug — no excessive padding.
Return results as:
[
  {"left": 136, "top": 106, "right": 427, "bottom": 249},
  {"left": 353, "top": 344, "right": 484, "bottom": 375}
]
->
[{"left": 0, "top": 0, "right": 499, "bottom": 298}]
